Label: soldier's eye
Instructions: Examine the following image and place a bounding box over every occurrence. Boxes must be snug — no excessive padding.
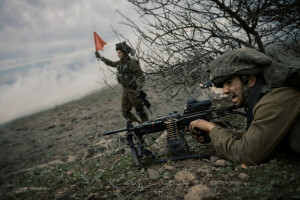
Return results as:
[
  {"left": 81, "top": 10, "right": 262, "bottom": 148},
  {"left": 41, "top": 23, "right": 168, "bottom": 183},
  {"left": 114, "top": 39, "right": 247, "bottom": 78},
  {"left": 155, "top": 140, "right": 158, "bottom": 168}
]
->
[{"left": 225, "top": 80, "right": 232, "bottom": 86}]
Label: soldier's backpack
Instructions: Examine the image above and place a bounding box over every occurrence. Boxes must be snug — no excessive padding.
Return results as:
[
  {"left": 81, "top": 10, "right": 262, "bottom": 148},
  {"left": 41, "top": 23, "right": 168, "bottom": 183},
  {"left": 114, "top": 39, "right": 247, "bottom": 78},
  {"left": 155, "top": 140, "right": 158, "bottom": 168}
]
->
[
  {"left": 265, "top": 42, "right": 300, "bottom": 153},
  {"left": 265, "top": 43, "right": 300, "bottom": 87}
]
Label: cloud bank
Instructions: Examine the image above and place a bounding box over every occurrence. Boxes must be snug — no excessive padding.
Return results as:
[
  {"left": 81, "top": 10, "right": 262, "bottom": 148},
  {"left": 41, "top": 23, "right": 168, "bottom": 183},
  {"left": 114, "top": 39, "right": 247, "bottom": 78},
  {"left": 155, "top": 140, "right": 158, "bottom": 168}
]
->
[
  {"left": 0, "top": 0, "right": 139, "bottom": 124},
  {"left": 0, "top": 48, "right": 119, "bottom": 124}
]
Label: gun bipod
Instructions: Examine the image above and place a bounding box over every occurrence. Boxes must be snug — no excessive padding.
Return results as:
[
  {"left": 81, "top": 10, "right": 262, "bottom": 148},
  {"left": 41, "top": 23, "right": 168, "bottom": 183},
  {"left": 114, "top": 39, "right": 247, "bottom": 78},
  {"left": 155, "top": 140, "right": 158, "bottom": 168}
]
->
[{"left": 126, "top": 130, "right": 155, "bottom": 166}]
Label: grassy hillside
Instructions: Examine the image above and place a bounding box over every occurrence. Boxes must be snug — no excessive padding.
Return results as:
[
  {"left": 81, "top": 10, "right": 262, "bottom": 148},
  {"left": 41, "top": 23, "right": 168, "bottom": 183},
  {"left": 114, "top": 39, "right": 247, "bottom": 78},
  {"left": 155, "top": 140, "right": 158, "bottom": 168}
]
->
[{"left": 0, "top": 82, "right": 299, "bottom": 199}]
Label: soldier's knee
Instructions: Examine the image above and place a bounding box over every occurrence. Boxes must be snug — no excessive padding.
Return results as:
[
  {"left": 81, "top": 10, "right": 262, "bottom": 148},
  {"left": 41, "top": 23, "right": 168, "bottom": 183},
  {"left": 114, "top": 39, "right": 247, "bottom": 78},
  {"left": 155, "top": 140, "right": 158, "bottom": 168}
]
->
[
  {"left": 122, "top": 111, "right": 131, "bottom": 119},
  {"left": 136, "top": 109, "right": 145, "bottom": 117},
  {"left": 136, "top": 109, "right": 148, "bottom": 121}
]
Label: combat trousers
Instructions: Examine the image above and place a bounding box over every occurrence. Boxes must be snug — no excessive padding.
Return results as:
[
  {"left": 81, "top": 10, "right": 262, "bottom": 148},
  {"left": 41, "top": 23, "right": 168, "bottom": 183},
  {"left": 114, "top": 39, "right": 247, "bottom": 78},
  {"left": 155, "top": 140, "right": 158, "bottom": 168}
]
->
[{"left": 122, "top": 87, "right": 149, "bottom": 123}]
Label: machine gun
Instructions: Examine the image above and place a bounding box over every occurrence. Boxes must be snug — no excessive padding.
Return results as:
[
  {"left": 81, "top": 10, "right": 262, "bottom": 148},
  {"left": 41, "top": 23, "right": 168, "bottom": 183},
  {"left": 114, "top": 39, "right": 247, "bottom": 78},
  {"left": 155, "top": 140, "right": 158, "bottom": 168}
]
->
[{"left": 104, "top": 98, "right": 246, "bottom": 165}]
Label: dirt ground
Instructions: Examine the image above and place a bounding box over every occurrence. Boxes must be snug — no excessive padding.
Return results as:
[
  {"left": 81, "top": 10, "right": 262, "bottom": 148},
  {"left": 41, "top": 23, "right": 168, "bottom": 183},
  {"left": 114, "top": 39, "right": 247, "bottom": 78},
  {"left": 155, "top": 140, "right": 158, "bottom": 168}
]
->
[
  {"left": 0, "top": 83, "right": 299, "bottom": 200},
  {"left": 0, "top": 83, "right": 202, "bottom": 176}
]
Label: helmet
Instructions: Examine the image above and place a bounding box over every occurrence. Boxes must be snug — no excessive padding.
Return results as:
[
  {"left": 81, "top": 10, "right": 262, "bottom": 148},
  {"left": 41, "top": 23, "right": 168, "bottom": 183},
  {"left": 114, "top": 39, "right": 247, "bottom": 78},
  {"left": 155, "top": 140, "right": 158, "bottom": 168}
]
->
[
  {"left": 116, "top": 41, "right": 135, "bottom": 56},
  {"left": 208, "top": 48, "right": 289, "bottom": 88}
]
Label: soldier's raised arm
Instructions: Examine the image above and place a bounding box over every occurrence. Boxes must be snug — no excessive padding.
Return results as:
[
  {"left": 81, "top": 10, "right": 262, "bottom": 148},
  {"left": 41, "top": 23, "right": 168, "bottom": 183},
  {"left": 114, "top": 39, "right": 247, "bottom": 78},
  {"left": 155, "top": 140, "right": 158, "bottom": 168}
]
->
[{"left": 95, "top": 51, "right": 120, "bottom": 68}]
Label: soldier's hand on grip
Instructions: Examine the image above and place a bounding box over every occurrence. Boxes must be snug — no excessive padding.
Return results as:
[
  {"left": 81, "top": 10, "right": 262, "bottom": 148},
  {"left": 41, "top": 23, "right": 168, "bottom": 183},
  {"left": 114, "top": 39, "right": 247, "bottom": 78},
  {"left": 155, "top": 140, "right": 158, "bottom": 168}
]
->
[
  {"left": 192, "top": 130, "right": 211, "bottom": 144},
  {"left": 95, "top": 51, "right": 101, "bottom": 59}
]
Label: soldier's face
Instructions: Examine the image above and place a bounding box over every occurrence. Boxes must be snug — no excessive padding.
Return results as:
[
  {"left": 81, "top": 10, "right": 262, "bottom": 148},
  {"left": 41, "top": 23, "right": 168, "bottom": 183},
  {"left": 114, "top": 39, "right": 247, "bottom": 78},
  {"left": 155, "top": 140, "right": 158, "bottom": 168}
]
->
[
  {"left": 117, "top": 50, "right": 124, "bottom": 59},
  {"left": 222, "top": 76, "right": 245, "bottom": 107}
]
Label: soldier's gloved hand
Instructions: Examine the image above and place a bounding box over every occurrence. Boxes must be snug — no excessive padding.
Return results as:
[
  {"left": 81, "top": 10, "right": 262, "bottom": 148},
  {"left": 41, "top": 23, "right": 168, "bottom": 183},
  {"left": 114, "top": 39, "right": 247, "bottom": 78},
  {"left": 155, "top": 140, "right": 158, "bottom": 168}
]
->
[
  {"left": 192, "top": 129, "right": 211, "bottom": 144},
  {"left": 95, "top": 51, "right": 101, "bottom": 59}
]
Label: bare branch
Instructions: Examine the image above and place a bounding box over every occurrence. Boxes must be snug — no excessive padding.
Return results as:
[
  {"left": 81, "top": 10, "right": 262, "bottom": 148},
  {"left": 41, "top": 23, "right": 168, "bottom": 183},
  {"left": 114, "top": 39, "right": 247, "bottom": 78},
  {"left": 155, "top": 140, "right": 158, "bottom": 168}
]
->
[{"left": 114, "top": 0, "right": 300, "bottom": 95}]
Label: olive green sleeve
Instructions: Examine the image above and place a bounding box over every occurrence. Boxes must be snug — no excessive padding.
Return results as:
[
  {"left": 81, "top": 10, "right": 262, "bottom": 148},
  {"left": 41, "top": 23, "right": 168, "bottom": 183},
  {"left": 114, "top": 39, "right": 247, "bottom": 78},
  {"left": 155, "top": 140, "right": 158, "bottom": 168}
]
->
[
  {"left": 129, "top": 60, "right": 145, "bottom": 89},
  {"left": 209, "top": 87, "right": 300, "bottom": 165},
  {"left": 100, "top": 57, "right": 120, "bottom": 68}
]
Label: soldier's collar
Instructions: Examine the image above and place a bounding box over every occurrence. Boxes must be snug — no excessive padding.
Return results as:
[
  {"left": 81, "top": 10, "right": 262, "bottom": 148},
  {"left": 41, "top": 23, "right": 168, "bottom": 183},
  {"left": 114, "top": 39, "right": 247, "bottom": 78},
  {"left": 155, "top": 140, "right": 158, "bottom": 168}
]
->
[{"left": 121, "top": 55, "right": 130, "bottom": 63}]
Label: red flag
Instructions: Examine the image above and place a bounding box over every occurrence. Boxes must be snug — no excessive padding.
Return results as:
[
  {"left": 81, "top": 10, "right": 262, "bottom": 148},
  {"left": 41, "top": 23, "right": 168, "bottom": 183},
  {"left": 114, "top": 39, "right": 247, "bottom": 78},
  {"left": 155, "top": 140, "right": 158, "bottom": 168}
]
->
[{"left": 94, "top": 32, "right": 107, "bottom": 51}]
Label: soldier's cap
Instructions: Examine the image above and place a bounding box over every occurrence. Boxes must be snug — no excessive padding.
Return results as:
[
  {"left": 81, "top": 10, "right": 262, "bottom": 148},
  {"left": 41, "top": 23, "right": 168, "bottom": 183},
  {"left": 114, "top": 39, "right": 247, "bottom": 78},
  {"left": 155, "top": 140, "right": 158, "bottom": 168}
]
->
[
  {"left": 116, "top": 41, "right": 135, "bottom": 56},
  {"left": 208, "top": 48, "right": 273, "bottom": 88}
]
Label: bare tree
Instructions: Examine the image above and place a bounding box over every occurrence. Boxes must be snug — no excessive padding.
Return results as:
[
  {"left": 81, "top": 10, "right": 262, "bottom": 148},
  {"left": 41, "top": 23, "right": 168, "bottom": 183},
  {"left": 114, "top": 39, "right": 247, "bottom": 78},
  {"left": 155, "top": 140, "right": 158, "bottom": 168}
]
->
[{"left": 120, "top": 0, "right": 300, "bottom": 95}]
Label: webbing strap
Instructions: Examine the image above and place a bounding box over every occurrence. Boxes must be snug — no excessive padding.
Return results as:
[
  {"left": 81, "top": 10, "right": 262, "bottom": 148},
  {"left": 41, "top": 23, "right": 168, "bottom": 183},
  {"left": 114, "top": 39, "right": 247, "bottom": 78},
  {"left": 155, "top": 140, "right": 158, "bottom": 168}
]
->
[{"left": 246, "top": 74, "right": 266, "bottom": 130}]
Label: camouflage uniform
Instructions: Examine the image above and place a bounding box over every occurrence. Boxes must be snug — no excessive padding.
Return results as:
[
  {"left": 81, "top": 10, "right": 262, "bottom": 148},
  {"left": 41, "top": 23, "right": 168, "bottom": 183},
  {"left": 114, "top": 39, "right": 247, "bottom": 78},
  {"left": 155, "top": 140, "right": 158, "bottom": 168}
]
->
[
  {"left": 207, "top": 48, "right": 300, "bottom": 165},
  {"left": 100, "top": 52, "right": 149, "bottom": 123}
]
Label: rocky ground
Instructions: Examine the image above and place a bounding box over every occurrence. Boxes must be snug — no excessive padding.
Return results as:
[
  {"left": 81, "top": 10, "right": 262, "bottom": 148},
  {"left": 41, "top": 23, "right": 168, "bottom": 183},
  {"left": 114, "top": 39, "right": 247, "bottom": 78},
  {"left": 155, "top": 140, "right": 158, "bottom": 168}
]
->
[{"left": 0, "top": 82, "right": 299, "bottom": 200}]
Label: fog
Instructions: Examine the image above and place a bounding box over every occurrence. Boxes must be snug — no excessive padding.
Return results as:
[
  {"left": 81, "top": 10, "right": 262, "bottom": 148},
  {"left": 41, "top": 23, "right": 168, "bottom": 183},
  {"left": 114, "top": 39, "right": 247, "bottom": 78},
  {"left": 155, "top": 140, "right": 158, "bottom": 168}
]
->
[
  {"left": 0, "top": 47, "right": 119, "bottom": 124},
  {"left": 0, "top": 0, "right": 139, "bottom": 124}
]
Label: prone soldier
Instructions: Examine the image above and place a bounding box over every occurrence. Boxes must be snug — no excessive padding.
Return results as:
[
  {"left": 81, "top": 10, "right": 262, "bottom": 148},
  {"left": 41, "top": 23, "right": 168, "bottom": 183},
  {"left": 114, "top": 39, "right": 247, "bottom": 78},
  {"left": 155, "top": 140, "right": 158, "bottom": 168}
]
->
[{"left": 189, "top": 47, "right": 300, "bottom": 166}]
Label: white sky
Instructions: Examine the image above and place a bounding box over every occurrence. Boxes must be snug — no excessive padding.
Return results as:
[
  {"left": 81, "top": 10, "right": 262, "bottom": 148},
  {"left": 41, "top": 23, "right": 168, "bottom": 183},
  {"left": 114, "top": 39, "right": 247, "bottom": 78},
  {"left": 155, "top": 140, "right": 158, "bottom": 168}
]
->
[{"left": 0, "top": 0, "right": 140, "bottom": 124}]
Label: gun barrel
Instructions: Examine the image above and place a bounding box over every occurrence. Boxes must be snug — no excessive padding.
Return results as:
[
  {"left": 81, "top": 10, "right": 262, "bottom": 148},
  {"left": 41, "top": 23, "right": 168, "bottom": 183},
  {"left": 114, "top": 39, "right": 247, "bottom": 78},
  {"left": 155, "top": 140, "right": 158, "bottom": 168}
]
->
[{"left": 103, "top": 128, "right": 128, "bottom": 135}]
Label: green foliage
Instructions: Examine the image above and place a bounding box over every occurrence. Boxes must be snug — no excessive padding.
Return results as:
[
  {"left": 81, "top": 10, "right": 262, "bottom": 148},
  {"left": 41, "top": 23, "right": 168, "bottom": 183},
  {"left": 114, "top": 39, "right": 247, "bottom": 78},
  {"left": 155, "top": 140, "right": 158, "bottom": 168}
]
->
[
  {"left": 2, "top": 147, "right": 299, "bottom": 200},
  {"left": 0, "top": 140, "right": 12, "bottom": 145},
  {"left": 1, "top": 153, "right": 152, "bottom": 199},
  {"left": 231, "top": 159, "right": 300, "bottom": 199},
  {"left": 216, "top": 166, "right": 233, "bottom": 175}
]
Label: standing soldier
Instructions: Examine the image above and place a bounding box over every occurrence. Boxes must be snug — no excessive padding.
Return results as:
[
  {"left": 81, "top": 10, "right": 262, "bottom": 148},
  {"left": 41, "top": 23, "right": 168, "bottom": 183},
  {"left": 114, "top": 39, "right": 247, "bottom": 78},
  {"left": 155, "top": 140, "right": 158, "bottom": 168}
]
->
[{"left": 95, "top": 41, "right": 149, "bottom": 123}]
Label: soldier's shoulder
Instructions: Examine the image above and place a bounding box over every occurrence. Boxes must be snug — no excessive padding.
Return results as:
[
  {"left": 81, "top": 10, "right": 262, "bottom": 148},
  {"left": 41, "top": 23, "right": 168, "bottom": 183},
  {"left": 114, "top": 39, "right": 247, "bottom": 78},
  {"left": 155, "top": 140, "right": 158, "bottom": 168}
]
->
[
  {"left": 129, "top": 58, "right": 139, "bottom": 63},
  {"left": 128, "top": 58, "right": 140, "bottom": 66}
]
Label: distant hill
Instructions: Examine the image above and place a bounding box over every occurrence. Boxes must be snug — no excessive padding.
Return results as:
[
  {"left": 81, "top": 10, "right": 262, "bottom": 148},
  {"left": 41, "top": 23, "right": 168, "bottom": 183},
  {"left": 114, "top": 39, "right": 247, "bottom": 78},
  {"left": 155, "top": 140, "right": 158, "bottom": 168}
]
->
[{"left": 0, "top": 81, "right": 204, "bottom": 175}]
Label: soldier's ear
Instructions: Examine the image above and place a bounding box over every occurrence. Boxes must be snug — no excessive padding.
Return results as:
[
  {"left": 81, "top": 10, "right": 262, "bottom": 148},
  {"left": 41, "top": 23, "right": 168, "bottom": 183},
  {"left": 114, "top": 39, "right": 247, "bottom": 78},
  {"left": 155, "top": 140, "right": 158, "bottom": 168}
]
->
[{"left": 247, "top": 75, "right": 256, "bottom": 88}]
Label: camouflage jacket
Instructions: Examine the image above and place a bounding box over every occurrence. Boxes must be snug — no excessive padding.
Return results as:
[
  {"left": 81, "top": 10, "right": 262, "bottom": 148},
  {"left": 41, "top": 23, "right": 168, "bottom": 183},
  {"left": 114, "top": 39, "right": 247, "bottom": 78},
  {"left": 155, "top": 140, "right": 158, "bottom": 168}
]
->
[
  {"left": 101, "top": 56, "right": 145, "bottom": 89},
  {"left": 209, "top": 87, "right": 300, "bottom": 165}
]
